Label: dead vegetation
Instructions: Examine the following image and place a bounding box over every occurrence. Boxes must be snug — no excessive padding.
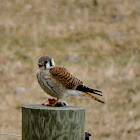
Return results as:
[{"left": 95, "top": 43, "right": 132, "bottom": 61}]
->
[{"left": 0, "top": 0, "right": 140, "bottom": 139}]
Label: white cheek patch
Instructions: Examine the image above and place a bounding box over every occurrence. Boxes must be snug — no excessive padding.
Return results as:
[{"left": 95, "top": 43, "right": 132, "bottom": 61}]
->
[
  {"left": 46, "top": 62, "right": 50, "bottom": 69},
  {"left": 45, "top": 60, "right": 55, "bottom": 69},
  {"left": 52, "top": 61, "right": 55, "bottom": 67}
]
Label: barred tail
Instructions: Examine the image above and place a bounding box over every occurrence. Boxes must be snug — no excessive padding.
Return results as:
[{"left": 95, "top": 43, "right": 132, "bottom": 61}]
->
[{"left": 82, "top": 92, "right": 105, "bottom": 104}]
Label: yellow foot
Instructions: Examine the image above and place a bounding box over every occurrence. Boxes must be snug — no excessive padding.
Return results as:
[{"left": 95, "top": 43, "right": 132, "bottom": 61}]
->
[{"left": 52, "top": 99, "right": 59, "bottom": 106}]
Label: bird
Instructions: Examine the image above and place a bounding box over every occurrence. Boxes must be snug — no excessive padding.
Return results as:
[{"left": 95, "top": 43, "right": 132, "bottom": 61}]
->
[{"left": 36, "top": 56, "right": 105, "bottom": 106}]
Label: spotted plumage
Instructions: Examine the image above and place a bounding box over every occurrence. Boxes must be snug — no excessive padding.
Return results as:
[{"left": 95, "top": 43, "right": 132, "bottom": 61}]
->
[{"left": 36, "top": 56, "right": 104, "bottom": 106}]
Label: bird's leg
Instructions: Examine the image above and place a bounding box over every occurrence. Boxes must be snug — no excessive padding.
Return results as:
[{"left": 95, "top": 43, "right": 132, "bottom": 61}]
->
[
  {"left": 52, "top": 98, "right": 59, "bottom": 106},
  {"left": 47, "top": 98, "right": 56, "bottom": 106}
]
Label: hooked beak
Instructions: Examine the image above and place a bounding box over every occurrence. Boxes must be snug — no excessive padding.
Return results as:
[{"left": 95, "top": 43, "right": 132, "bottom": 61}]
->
[{"left": 38, "top": 63, "right": 43, "bottom": 67}]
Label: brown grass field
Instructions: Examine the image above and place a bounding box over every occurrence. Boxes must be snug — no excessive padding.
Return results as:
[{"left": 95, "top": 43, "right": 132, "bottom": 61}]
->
[{"left": 0, "top": 0, "right": 140, "bottom": 140}]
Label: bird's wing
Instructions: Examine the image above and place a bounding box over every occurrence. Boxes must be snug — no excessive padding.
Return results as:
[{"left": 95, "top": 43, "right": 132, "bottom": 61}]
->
[
  {"left": 49, "top": 66, "right": 83, "bottom": 89},
  {"left": 49, "top": 66, "right": 104, "bottom": 104}
]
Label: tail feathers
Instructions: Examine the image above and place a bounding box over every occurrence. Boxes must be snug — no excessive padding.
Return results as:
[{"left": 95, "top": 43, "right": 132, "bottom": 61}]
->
[
  {"left": 76, "top": 84, "right": 102, "bottom": 96},
  {"left": 82, "top": 91, "right": 105, "bottom": 104}
]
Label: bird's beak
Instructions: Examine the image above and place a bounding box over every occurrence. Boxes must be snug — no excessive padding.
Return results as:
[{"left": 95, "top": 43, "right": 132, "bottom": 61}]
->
[{"left": 38, "top": 63, "right": 43, "bottom": 67}]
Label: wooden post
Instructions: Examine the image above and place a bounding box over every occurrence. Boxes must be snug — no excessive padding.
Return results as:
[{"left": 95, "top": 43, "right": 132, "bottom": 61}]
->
[{"left": 22, "top": 104, "right": 86, "bottom": 140}]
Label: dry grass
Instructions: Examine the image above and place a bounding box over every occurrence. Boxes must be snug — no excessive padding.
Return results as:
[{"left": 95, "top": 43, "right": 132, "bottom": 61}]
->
[{"left": 0, "top": 0, "right": 140, "bottom": 139}]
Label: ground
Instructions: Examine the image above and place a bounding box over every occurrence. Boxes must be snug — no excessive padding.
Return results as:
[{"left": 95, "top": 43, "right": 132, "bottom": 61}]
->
[{"left": 0, "top": 0, "right": 140, "bottom": 140}]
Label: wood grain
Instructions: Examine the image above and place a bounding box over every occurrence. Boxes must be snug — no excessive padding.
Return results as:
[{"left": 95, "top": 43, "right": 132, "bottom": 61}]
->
[{"left": 22, "top": 104, "right": 86, "bottom": 140}]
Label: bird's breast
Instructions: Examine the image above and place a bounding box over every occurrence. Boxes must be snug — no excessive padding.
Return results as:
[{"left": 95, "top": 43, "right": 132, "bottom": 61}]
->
[{"left": 36, "top": 69, "right": 66, "bottom": 98}]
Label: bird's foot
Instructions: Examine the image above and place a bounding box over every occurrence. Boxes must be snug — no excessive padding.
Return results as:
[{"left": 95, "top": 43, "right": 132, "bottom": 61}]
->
[
  {"left": 41, "top": 98, "right": 68, "bottom": 107},
  {"left": 48, "top": 98, "right": 56, "bottom": 105},
  {"left": 52, "top": 98, "right": 59, "bottom": 106},
  {"left": 41, "top": 98, "right": 56, "bottom": 106}
]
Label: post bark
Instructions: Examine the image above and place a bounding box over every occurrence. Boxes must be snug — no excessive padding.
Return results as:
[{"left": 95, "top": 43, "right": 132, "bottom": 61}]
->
[{"left": 22, "top": 104, "right": 86, "bottom": 140}]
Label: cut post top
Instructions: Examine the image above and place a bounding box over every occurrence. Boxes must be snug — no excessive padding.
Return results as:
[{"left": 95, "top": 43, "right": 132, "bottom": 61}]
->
[
  {"left": 22, "top": 104, "right": 86, "bottom": 140},
  {"left": 22, "top": 104, "right": 86, "bottom": 111}
]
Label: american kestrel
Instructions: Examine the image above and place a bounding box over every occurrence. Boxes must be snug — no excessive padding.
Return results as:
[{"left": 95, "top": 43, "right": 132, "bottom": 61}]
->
[{"left": 36, "top": 56, "right": 104, "bottom": 106}]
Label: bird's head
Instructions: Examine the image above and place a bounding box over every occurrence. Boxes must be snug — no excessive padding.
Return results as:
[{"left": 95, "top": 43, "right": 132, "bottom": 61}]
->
[{"left": 38, "top": 56, "right": 55, "bottom": 70}]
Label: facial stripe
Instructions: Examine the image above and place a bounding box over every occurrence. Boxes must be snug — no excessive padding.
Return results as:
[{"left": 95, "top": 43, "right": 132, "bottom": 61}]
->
[{"left": 50, "top": 60, "right": 52, "bottom": 67}]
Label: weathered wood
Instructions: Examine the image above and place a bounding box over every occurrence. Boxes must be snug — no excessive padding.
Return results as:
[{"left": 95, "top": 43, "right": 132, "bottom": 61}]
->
[{"left": 22, "top": 104, "right": 86, "bottom": 140}]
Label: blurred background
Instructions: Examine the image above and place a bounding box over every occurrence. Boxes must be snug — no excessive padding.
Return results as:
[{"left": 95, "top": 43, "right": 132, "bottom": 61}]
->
[{"left": 0, "top": 0, "right": 140, "bottom": 140}]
